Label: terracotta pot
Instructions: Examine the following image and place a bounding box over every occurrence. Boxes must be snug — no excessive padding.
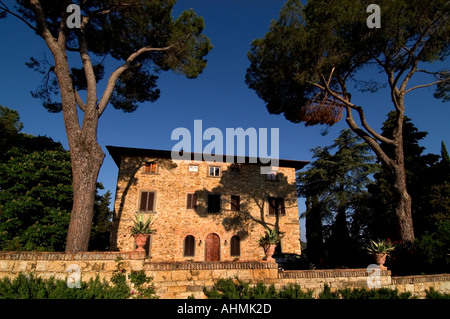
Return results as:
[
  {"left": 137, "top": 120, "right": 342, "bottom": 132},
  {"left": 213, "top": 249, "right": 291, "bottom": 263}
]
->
[
  {"left": 264, "top": 244, "right": 277, "bottom": 262},
  {"left": 374, "top": 253, "right": 387, "bottom": 270},
  {"left": 134, "top": 234, "right": 149, "bottom": 252}
]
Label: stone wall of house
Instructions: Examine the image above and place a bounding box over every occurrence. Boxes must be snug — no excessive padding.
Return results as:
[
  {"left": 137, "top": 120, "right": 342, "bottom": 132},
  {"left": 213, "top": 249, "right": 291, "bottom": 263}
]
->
[
  {"left": 1, "top": 252, "right": 449, "bottom": 299},
  {"left": 111, "top": 155, "right": 301, "bottom": 262}
]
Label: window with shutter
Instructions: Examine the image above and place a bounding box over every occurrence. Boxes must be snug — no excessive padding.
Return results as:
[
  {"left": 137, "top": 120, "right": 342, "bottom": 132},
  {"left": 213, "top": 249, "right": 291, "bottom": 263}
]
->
[
  {"left": 208, "top": 194, "right": 221, "bottom": 213},
  {"left": 230, "top": 195, "right": 240, "bottom": 211},
  {"left": 268, "top": 197, "right": 285, "bottom": 216},
  {"left": 186, "top": 193, "right": 198, "bottom": 209},
  {"left": 268, "top": 197, "right": 276, "bottom": 215},
  {"left": 139, "top": 191, "right": 155, "bottom": 212},
  {"left": 144, "top": 162, "right": 158, "bottom": 174},
  {"left": 184, "top": 235, "right": 195, "bottom": 257},
  {"left": 279, "top": 198, "right": 286, "bottom": 215},
  {"left": 230, "top": 236, "right": 240, "bottom": 257}
]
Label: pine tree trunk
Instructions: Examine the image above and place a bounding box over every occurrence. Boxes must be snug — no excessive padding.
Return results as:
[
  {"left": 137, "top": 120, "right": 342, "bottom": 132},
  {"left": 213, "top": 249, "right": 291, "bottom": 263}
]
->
[
  {"left": 65, "top": 143, "right": 105, "bottom": 252},
  {"left": 345, "top": 95, "right": 415, "bottom": 243},
  {"left": 391, "top": 102, "right": 415, "bottom": 243},
  {"left": 30, "top": 0, "right": 107, "bottom": 252},
  {"left": 392, "top": 159, "right": 415, "bottom": 242},
  {"left": 52, "top": 56, "right": 105, "bottom": 252}
]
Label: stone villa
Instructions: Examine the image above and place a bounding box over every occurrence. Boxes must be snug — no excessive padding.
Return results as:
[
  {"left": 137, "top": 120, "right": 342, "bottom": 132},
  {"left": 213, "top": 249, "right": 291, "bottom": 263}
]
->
[{"left": 107, "top": 146, "right": 307, "bottom": 262}]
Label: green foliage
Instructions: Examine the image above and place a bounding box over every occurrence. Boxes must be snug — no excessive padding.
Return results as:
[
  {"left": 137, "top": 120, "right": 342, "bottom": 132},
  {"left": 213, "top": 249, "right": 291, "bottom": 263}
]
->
[
  {"left": 0, "top": 105, "right": 23, "bottom": 161},
  {"left": 388, "top": 228, "right": 449, "bottom": 276},
  {"left": 297, "top": 129, "right": 379, "bottom": 267},
  {"left": 366, "top": 239, "right": 396, "bottom": 255},
  {"left": 0, "top": 273, "right": 130, "bottom": 299},
  {"left": 247, "top": 0, "right": 448, "bottom": 246},
  {"left": 204, "top": 280, "right": 424, "bottom": 299},
  {"left": 129, "top": 270, "right": 157, "bottom": 299},
  {"left": 441, "top": 142, "right": 450, "bottom": 164},
  {"left": 109, "top": 257, "right": 130, "bottom": 297},
  {"left": 415, "top": 218, "right": 450, "bottom": 266},
  {"left": 365, "top": 112, "right": 450, "bottom": 275},
  {"left": 425, "top": 288, "right": 450, "bottom": 299},
  {"left": 89, "top": 188, "right": 114, "bottom": 251},
  {"left": 8, "top": 0, "right": 212, "bottom": 113},
  {"left": 203, "top": 278, "right": 313, "bottom": 299},
  {"left": 0, "top": 147, "right": 73, "bottom": 251},
  {"left": 203, "top": 278, "right": 250, "bottom": 299},
  {"left": 111, "top": 257, "right": 157, "bottom": 299},
  {"left": 318, "top": 284, "right": 339, "bottom": 299},
  {"left": 258, "top": 228, "right": 284, "bottom": 247},
  {"left": 246, "top": 0, "right": 449, "bottom": 125},
  {"left": 337, "top": 287, "right": 414, "bottom": 299},
  {"left": 278, "top": 283, "right": 314, "bottom": 299},
  {"left": 0, "top": 105, "right": 113, "bottom": 252}
]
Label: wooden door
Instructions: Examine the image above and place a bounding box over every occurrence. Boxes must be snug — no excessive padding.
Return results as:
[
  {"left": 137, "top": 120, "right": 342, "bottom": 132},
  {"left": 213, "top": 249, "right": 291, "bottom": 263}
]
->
[{"left": 205, "top": 233, "right": 220, "bottom": 261}]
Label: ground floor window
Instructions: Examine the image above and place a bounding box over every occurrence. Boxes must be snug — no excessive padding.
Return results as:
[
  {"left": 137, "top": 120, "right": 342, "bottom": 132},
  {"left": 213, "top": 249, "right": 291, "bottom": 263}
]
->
[
  {"left": 230, "top": 235, "right": 240, "bottom": 257},
  {"left": 184, "top": 235, "right": 195, "bottom": 257}
]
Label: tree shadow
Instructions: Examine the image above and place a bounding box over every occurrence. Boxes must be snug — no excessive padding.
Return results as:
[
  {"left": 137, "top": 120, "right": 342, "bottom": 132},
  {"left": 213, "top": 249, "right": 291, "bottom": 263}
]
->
[
  {"left": 110, "top": 155, "right": 177, "bottom": 250},
  {"left": 192, "top": 164, "right": 298, "bottom": 243}
]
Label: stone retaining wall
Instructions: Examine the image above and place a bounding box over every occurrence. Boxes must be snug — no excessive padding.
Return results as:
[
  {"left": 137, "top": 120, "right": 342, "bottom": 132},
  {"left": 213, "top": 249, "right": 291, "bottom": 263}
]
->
[
  {"left": 391, "top": 274, "right": 450, "bottom": 298},
  {"left": 0, "top": 251, "right": 146, "bottom": 283},
  {"left": 0, "top": 252, "right": 448, "bottom": 299},
  {"left": 0, "top": 251, "right": 145, "bottom": 261},
  {"left": 145, "top": 261, "right": 279, "bottom": 298},
  {"left": 278, "top": 268, "right": 392, "bottom": 297}
]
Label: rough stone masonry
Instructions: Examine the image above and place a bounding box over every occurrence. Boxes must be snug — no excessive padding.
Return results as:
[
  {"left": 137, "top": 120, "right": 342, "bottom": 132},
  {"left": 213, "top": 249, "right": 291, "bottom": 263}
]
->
[{"left": 107, "top": 146, "right": 307, "bottom": 262}]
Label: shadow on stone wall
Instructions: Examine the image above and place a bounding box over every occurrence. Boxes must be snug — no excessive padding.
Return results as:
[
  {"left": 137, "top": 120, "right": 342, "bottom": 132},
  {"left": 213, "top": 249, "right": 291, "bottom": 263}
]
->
[
  {"left": 192, "top": 164, "right": 297, "bottom": 241},
  {"left": 110, "top": 157, "right": 177, "bottom": 250}
]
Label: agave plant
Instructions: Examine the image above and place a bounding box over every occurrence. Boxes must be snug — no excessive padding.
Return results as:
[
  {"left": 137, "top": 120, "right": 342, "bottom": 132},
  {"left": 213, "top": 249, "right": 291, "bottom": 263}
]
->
[
  {"left": 130, "top": 213, "right": 157, "bottom": 236},
  {"left": 258, "top": 228, "right": 284, "bottom": 247},
  {"left": 365, "top": 239, "right": 396, "bottom": 255}
]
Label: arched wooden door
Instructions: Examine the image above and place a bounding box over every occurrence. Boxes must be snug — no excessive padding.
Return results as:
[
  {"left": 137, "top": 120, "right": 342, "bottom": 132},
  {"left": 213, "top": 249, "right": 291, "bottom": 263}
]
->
[{"left": 205, "top": 233, "right": 220, "bottom": 261}]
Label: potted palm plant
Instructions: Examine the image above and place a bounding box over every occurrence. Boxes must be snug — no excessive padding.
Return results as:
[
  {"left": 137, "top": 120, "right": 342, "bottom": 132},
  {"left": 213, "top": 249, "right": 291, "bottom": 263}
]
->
[
  {"left": 258, "top": 228, "right": 284, "bottom": 261},
  {"left": 365, "top": 239, "right": 396, "bottom": 269},
  {"left": 131, "top": 213, "right": 157, "bottom": 252}
]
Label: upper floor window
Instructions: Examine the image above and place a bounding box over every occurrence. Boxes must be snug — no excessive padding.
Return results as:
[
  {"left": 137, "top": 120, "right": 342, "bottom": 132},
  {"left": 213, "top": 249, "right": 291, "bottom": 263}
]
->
[
  {"left": 268, "top": 197, "right": 285, "bottom": 216},
  {"left": 230, "top": 166, "right": 240, "bottom": 176},
  {"left": 189, "top": 164, "right": 199, "bottom": 172},
  {"left": 186, "top": 193, "right": 198, "bottom": 209},
  {"left": 230, "top": 195, "right": 240, "bottom": 211},
  {"left": 139, "top": 191, "right": 156, "bottom": 212},
  {"left": 143, "top": 161, "right": 158, "bottom": 174},
  {"left": 208, "top": 194, "right": 221, "bottom": 213},
  {"left": 265, "top": 171, "right": 278, "bottom": 181},
  {"left": 208, "top": 166, "right": 221, "bottom": 177},
  {"left": 265, "top": 167, "right": 279, "bottom": 181}
]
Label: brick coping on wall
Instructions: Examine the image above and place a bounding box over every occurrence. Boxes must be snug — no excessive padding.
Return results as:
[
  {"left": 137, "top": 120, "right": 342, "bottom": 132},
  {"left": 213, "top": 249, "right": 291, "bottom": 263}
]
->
[
  {"left": 0, "top": 251, "right": 145, "bottom": 261},
  {"left": 0, "top": 252, "right": 277, "bottom": 270},
  {"left": 144, "top": 261, "right": 278, "bottom": 271},
  {"left": 279, "top": 268, "right": 391, "bottom": 279},
  {"left": 391, "top": 273, "right": 450, "bottom": 285}
]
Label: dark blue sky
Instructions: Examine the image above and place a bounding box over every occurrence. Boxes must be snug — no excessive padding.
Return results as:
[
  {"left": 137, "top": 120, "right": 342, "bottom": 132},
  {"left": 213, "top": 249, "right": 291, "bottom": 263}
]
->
[{"left": 1, "top": 0, "right": 448, "bottom": 241}]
